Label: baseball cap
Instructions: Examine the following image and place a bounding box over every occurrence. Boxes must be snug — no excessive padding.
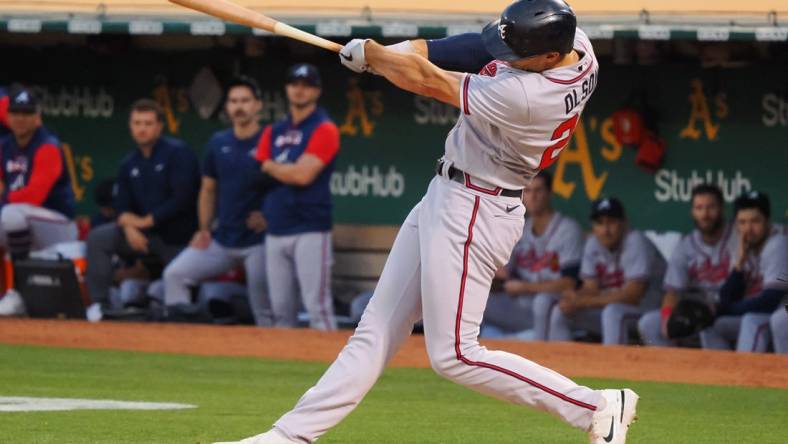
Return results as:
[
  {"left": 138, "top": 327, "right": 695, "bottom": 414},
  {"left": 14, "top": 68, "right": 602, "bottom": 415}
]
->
[
  {"left": 733, "top": 190, "right": 770, "bottom": 219},
  {"left": 227, "top": 75, "right": 262, "bottom": 100},
  {"left": 8, "top": 85, "right": 40, "bottom": 113},
  {"left": 590, "top": 197, "right": 626, "bottom": 221},
  {"left": 286, "top": 63, "right": 322, "bottom": 88}
]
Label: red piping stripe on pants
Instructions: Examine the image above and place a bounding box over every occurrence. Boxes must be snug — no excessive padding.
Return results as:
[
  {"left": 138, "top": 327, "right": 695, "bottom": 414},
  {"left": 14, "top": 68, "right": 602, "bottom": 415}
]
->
[{"left": 453, "top": 196, "right": 596, "bottom": 412}]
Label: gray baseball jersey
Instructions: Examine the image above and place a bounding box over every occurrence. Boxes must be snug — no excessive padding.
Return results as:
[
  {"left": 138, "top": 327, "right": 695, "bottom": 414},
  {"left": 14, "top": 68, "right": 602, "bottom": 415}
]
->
[
  {"left": 663, "top": 224, "right": 736, "bottom": 304},
  {"left": 734, "top": 230, "right": 788, "bottom": 296},
  {"left": 446, "top": 29, "right": 598, "bottom": 189},
  {"left": 581, "top": 230, "right": 666, "bottom": 311},
  {"left": 268, "top": 27, "right": 606, "bottom": 443},
  {"left": 510, "top": 212, "right": 584, "bottom": 282}
]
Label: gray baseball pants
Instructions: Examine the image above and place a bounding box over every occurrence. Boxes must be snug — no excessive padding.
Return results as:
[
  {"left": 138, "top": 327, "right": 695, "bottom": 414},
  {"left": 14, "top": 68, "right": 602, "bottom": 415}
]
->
[
  {"left": 265, "top": 231, "right": 336, "bottom": 330},
  {"left": 163, "top": 240, "right": 272, "bottom": 326}
]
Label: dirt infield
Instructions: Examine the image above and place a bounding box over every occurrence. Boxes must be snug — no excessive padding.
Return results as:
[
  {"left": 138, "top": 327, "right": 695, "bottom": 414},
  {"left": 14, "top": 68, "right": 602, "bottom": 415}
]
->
[{"left": 1, "top": 318, "right": 787, "bottom": 389}]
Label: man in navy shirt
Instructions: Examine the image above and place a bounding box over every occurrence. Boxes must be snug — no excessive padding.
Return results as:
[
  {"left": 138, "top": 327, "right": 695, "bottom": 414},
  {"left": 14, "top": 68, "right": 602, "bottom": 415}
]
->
[
  {"left": 0, "top": 86, "right": 77, "bottom": 316},
  {"left": 255, "top": 64, "right": 340, "bottom": 330},
  {"left": 85, "top": 99, "right": 200, "bottom": 316},
  {"left": 163, "top": 76, "right": 273, "bottom": 325}
]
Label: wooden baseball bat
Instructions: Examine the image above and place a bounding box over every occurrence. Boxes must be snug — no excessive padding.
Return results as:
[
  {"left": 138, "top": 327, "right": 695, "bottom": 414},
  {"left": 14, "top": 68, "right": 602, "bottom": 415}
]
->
[{"left": 168, "top": 0, "right": 343, "bottom": 53}]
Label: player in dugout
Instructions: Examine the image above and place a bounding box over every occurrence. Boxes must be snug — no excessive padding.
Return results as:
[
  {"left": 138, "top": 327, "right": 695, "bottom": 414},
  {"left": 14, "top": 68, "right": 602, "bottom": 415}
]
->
[
  {"left": 700, "top": 191, "right": 788, "bottom": 352},
  {"left": 638, "top": 184, "right": 735, "bottom": 347},
  {"left": 482, "top": 170, "right": 584, "bottom": 340},
  {"left": 85, "top": 99, "right": 200, "bottom": 320},
  {"left": 550, "top": 198, "right": 665, "bottom": 345},
  {"left": 255, "top": 64, "right": 340, "bottom": 331},
  {"left": 163, "top": 76, "right": 273, "bottom": 325},
  {"left": 0, "top": 85, "right": 78, "bottom": 316}
]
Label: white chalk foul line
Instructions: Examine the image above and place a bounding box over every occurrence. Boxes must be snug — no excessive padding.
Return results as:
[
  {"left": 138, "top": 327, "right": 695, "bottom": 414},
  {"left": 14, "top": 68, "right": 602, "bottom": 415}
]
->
[{"left": 0, "top": 396, "right": 196, "bottom": 412}]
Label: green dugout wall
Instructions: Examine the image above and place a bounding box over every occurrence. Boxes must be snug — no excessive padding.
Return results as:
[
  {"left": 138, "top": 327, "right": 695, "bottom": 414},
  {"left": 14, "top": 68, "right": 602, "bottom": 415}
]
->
[{"left": 1, "top": 40, "right": 786, "bottom": 232}]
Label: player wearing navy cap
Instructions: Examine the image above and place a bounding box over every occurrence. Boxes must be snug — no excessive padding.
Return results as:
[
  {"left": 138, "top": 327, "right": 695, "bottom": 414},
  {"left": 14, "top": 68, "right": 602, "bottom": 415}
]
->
[
  {"left": 0, "top": 86, "right": 77, "bottom": 316},
  {"left": 550, "top": 198, "right": 665, "bottom": 345},
  {"left": 85, "top": 99, "right": 200, "bottom": 318},
  {"left": 255, "top": 64, "right": 339, "bottom": 331},
  {"left": 163, "top": 76, "right": 273, "bottom": 325}
]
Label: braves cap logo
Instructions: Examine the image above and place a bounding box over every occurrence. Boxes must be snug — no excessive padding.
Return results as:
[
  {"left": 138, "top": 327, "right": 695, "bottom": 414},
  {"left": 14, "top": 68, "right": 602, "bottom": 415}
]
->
[
  {"left": 15, "top": 91, "right": 30, "bottom": 104},
  {"left": 498, "top": 22, "right": 509, "bottom": 40},
  {"left": 294, "top": 65, "right": 310, "bottom": 77}
]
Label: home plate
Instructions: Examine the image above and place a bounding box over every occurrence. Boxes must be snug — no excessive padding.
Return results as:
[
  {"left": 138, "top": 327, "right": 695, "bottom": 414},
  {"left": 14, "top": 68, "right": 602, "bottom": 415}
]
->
[{"left": 0, "top": 396, "right": 196, "bottom": 412}]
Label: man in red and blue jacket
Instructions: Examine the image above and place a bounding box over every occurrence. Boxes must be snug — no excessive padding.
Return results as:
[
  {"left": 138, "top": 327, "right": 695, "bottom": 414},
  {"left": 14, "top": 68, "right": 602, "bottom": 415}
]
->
[
  {"left": 0, "top": 85, "right": 10, "bottom": 136},
  {"left": 0, "top": 86, "right": 77, "bottom": 316},
  {"left": 256, "top": 64, "right": 340, "bottom": 330}
]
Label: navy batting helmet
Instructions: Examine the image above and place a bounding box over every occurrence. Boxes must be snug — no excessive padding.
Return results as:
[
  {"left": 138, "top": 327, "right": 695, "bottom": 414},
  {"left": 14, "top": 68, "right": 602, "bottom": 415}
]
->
[{"left": 481, "top": 0, "right": 577, "bottom": 62}]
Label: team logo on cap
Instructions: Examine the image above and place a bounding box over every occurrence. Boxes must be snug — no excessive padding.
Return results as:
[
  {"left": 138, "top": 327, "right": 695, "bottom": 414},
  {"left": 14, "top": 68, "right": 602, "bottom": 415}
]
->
[
  {"left": 598, "top": 199, "right": 611, "bottom": 209},
  {"left": 15, "top": 91, "right": 30, "bottom": 103},
  {"left": 294, "top": 65, "right": 310, "bottom": 77},
  {"left": 498, "top": 23, "right": 509, "bottom": 40}
]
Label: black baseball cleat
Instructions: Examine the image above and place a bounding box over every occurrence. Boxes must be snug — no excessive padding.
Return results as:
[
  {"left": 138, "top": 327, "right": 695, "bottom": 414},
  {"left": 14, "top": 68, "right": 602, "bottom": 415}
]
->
[{"left": 588, "top": 389, "right": 639, "bottom": 444}]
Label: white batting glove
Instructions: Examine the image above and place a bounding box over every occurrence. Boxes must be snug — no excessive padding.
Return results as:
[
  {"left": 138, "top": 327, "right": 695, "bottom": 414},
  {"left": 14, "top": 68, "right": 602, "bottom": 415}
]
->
[{"left": 339, "top": 39, "right": 370, "bottom": 73}]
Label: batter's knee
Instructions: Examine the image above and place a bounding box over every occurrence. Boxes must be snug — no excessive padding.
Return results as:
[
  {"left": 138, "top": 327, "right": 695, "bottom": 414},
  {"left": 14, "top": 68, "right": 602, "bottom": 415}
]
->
[{"left": 425, "top": 337, "right": 472, "bottom": 382}]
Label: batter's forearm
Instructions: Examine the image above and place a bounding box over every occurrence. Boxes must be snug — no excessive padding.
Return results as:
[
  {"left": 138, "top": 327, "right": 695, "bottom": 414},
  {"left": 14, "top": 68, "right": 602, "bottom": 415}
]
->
[{"left": 366, "top": 41, "right": 461, "bottom": 106}]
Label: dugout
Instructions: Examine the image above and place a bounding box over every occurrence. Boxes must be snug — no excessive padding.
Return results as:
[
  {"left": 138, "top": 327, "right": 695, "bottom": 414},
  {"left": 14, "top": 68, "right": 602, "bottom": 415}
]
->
[{"left": 1, "top": 1, "right": 786, "bottom": 303}]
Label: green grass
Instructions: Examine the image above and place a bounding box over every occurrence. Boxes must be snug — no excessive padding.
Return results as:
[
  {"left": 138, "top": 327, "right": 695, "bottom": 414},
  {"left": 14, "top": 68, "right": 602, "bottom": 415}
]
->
[{"left": 0, "top": 344, "right": 786, "bottom": 443}]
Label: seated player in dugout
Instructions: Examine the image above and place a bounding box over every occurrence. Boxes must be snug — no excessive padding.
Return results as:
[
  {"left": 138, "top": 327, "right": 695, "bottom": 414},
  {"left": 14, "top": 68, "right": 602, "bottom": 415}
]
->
[
  {"left": 638, "top": 184, "right": 735, "bottom": 347},
  {"left": 700, "top": 191, "right": 788, "bottom": 353},
  {"left": 0, "top": 86, "right": 78, "bottom": 317},
  {"left": 163, "top": 76, "right": 274, "bottom": 325},
  {"left": 481, "top": 170, "right": 584, "bottom": 340},
  {"left": 549, "top": 198, "right": 666, "bottom": 345},
  {"left": 255, "top": 64, "right": 340, "bottom": 331},
  {"left": 85, "top": 99, "right": 201, "bottom": 319}
]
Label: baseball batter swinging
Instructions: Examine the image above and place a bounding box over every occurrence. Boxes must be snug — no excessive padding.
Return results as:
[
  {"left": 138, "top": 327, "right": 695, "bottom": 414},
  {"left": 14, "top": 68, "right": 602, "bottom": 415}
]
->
[{"left": 217, "top": 1, "right": 638, "bottom": 443}]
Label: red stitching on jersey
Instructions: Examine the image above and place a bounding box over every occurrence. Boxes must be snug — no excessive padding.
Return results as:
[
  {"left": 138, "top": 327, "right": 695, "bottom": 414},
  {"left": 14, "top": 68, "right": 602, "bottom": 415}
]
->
[
  {"left": 453, "top": 197, "right": 597, "bottom": 412},
  {"left": 543, "top": 43, "right": 594, "bottom": 85},
  {"left": 462, "top": 75, "right": 471, "bottom": 115},
  {"left": 543, "top": 64, "right": 593, "bottom": 85},
  {"left": 463, "top": 173, "right": 501, "bottom": 196}
]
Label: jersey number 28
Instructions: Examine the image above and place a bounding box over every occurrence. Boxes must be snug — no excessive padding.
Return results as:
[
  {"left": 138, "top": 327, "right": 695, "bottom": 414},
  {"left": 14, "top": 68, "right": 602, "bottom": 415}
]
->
[{"left": 538, "top": 114, "right": 579, "bottom": 169}]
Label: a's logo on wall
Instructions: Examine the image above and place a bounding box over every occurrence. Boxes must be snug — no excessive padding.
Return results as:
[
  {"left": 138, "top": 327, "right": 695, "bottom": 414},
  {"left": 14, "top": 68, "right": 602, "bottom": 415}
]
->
[
  {"left": 340, "top": 78, "right": 383, "bottom": 138},
  {"left": 553, "top": 116, "right": 618, "bottom": 200},
  {"left": 61, "top": 143, "right": 93, "bottom": 201},
  {"left": 153, "top": 76, "right": 190, "bottom": 135},
  {"left": 680, "top": 78, "right": 728, "bottom": 141}
]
